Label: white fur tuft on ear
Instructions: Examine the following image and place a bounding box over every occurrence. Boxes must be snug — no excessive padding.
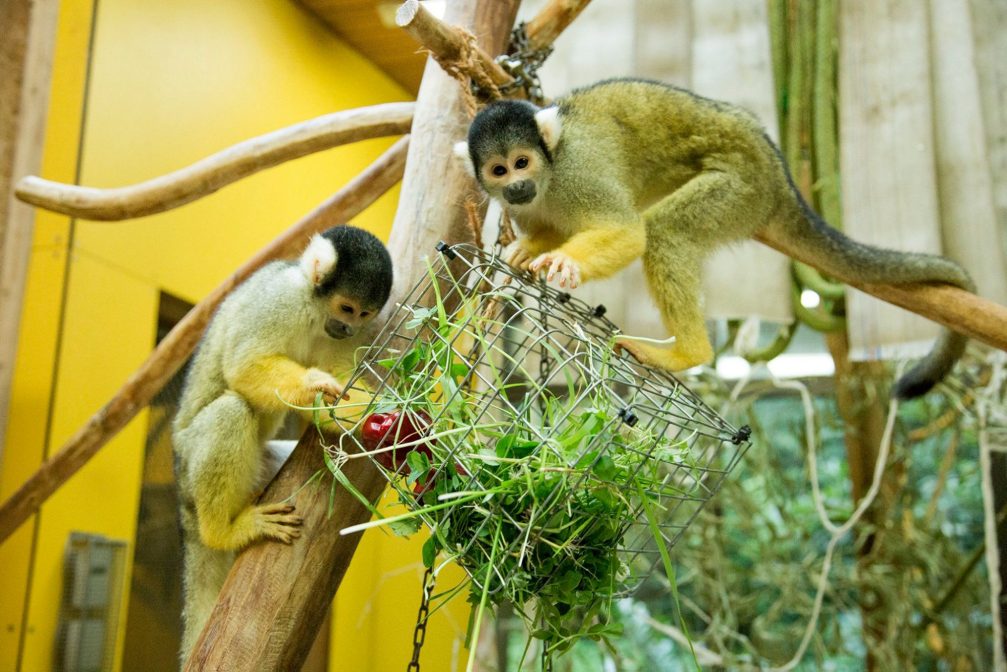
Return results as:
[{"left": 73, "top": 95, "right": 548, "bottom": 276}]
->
[
  {"left": 534, "top": 106, "right": 562, "bottom": 154},
  {"left": 453, "top": 141, "right": 475, "bottom": 177},
  {"left": 300, "top": 234, "right": 338, "bottom": 286}
]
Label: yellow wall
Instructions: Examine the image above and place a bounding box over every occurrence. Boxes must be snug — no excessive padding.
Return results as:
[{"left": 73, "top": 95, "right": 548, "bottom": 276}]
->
[{"left": 0, "top": 0, "right": 469, "bottom": 670}]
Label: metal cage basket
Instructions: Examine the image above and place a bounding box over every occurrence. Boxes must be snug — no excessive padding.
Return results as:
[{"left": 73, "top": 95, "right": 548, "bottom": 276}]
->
[{"left": 330, "top": 242, "right": 751, "bottom": 646}]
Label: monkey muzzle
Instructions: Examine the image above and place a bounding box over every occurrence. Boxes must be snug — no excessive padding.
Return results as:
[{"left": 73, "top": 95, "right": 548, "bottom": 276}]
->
[
  {"left": 324, "top": 318, "right": 356, "bottom": 339},
  {"left": 503, "top": 180, "right": 537, "bottom": 205}
]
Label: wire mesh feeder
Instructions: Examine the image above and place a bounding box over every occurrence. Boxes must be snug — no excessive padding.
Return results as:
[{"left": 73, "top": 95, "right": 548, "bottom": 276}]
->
[{"left": 329, "top": 242, "right": 751, "bottom": 659}]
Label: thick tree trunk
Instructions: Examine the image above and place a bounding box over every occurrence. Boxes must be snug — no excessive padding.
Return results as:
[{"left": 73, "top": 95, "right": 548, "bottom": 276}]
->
[{"left": 186, "top": 2, "right": 521, "bottom": 669}]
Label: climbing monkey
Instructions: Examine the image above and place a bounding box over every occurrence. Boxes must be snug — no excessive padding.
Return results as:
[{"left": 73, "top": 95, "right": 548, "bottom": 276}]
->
[
  {"left": 454, "top": 78, "right": 974, "bottom": 398},
  {"left": 173, "top": 225, "right": 392, "bottom": 663}
]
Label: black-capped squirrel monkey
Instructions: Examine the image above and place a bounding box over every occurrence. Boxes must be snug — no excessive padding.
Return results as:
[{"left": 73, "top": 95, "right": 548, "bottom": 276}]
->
[
  {"left": 173, "top": 225, "right": 392, "bottom": 663},
  {"left": 454, "top": 78, "right": 974, "bottom": 398}
]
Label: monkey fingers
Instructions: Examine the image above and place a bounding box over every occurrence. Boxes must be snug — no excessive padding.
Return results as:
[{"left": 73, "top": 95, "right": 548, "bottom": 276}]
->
[
  {"left": 506, "top": 244, "right": 535, "bottom": 271},
  {"left": 530, "top": 252, "right": 582, "bottom": 289},
  {"left": 303, "top": 368, "right": 350, "bottom": 403}
]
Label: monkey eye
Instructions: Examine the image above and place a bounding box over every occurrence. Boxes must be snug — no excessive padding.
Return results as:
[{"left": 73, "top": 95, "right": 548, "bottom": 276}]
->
[
  {"left": 340, "top": 304, "right": 355, "bottom": 314},
  {"left": 491, "top": 164, "right": 507, "bottom": 177},
  {"left": 359, "top": 311, "right": 370, "bottom": 318},
  {"left": 514, "top": 156, "right": 529, "bottom": 169}
]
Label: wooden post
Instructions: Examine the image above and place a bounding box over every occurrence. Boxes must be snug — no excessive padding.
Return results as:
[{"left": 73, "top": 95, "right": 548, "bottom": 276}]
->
[
  {"left": 0, "top": 0, "right": 59, "bottom": 457},
  {"left": 186, "top": 2, "right": 521, "bottom": 669}
]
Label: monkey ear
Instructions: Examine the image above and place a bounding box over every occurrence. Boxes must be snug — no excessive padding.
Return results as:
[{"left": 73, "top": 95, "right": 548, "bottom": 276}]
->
[
  {"left": 534, "top": 106, "right": 562, "bottom": 154},
  {"left": 453, "top": 141, "right": 476, "bottom": 178},
  {"left": 300, "top": 233, "right": 338, "bottom": 286}
]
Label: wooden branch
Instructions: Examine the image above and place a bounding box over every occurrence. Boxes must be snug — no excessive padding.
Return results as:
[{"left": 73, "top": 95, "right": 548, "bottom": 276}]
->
[
  {"left": 0, "top": 137, "right": 409, "bottom": 545},
  {"left": 14, "top": 102, "right": 413, "bottom": 220},
  {"left": 524, "top": 0, "right": 593, "bottom": 51},
  {"left": 191, "top": 2, "right": 521, "bottom": 669},
  {"left": 754, "top": 230, "right": 1007, "bottom": 352},
  {"left": 394, "top": 0, "right": 593, "bottom": 99},
  {"left": 185, "top": 432, "right": 385, "bottom": 671},
  {"left": 396, "top": 0, "right": 513, "bottom": 89}
]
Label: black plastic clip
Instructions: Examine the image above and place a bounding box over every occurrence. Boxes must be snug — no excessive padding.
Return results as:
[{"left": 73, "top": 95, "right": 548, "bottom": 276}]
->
[
  {"left": 593, "top": 304, "right": 607, "bottom": 318},
  {"left": 618, "top": 407, "right": 639, "bottom": 427},
  {"left": 556, "top": 292, "right": 572, "bottom": 304},
  {"left": 731, "top": 425, "right": 752, "bottom": 445},
  {"left": 435, "top": 241, "right": 457, "bottom": 260}
]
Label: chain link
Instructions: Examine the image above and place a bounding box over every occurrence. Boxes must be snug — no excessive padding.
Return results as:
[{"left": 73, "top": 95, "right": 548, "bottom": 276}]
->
[
  {"left": 492, "top": 22, "right": 554, "bottom": 104},
  {"left": 407, "top": 567, "right": 435, "bottom": 672}
]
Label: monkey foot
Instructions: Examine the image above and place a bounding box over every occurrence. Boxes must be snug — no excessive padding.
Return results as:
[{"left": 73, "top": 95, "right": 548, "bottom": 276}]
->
[
  {"left": 529, "top": 251, "right": 582, "bottom": 289},
  {"left": 256, "top": 502, "right": 304, "bottom": 544},
  {"left": 614, "top": 338, "right": 708, "bottom": 372}
]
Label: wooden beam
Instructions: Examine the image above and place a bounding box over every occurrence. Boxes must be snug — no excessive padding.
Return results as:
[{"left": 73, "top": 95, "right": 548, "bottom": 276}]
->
[
  {"left": 0, "top": 0, "right": 59, "bottom": 458},
  {"left": 14, "top": 102, "right": 413, "bottom": 220},
  {"left": 754, "top": 230, "right": 1007, "bottom": 353},
  {"left": 184, "top": 432, "right": 384, "bottom": 671},
  {"left": 188, "top": 2, "right": 522, "bottom": 669},
  {"left": 0, "top": 137, "right": 409, "bottom": 545}
]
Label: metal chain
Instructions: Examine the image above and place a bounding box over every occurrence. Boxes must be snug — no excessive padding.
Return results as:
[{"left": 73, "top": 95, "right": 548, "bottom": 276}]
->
[
  {"left": 407, "top": 567, "right": 435, "bottom": 672},
  {"left": 492, "top": 22, "right": 554, "bottom": 104}
]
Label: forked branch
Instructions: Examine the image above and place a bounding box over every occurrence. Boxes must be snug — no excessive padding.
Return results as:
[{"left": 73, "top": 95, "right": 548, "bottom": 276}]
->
[{"left": 14, "top": 103, "right": 413, "bottom": 220}]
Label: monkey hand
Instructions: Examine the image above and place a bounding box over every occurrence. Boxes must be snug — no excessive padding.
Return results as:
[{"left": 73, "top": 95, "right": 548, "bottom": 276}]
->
[
  {"left": 529, "top": 251, "right": 583, "bottom": 289},
  {"left": 301, "top": 367, "right": 349, "bottom": 405},
  {"left": 506, "top": 239, "right": 538, "bottom": 271}
]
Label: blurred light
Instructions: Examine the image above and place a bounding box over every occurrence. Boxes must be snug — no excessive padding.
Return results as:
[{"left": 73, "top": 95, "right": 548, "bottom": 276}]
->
[
  {"left": 716, "top": 356, "right": 752, "bottom": 380},
  {"left": 717, "top": 353, "right": 835, "bottom": 381},
  {"left": 800, "top": 289, "right": 821, "bottom": 309},
  {"left": 766, "top": 353, "right": 835, "bottom": 378}
]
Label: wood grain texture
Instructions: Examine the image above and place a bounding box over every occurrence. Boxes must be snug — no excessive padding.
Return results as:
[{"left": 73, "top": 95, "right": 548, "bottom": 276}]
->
[
  {"left": 14, "top": 103, "right": 413, "bottom": 220},
  {"left": 838, "top": 0, "right": 944, "bottom": 359},
  {"left": 185, "top": 432, "right": 385, "bottom": 671},
  {"left": 0, "top": 138, "right": 408, "bottom": 545},
  {"left": 525, "top": 0, "right": 592, "bottom": 51}
]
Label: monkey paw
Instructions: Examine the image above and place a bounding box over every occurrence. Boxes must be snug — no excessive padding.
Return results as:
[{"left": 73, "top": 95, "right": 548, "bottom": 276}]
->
[
  {"left": 506, "top": 241, "right": 537, "bottom": 271},
  {"left": 614, "top": 338, "right": 700, "bottom": 372},
  {"left": 301, "top": 368, "right": 348, "bottom": 404},
  {"left": 529, "top": 251, "right": 582, "bottom": 289},
  {"left": 255, "top": 502, "right": 303, "bottom": 544}
]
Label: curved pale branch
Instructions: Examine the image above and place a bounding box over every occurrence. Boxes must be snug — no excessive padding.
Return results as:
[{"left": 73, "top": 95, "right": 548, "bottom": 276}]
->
[
  {"left": 0, "top": 137, "right": 409, "bottom": 545},
  {"left": 14, "top": 103, "right": 413, "bottom": 220}
]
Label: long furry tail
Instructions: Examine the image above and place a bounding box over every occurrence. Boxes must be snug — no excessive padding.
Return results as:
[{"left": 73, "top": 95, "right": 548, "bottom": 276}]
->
[{"left": 772, "top": 178, "right": 973, "bottom": 399}]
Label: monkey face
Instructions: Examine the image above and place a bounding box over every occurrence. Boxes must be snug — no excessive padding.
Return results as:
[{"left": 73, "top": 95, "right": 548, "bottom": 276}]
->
[
  {"left": 479, "top": 148, "right": 547, "bottom": 207},
  {"left": 322, "top": 293, "right": 378, "bottom": 339}
]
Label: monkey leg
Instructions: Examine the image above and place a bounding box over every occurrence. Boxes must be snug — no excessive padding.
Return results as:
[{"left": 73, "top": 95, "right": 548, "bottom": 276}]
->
[
  {"left": 618, "top": 170, "right": 768, "bottom": 371},
  {"left": 181, "top": 392, "right": 303, "bottom": 552},
  {"left": 617, "top": 252, "right": 714, "bottom": 372}
]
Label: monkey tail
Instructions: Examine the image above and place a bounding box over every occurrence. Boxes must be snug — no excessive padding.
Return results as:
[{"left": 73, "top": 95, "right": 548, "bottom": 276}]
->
[{"left": 772, "top": 185, "right": 974, "bottom": 399}]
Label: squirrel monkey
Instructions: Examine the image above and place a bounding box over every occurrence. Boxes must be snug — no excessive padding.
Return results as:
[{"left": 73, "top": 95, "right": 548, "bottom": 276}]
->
[
  {"left": 454, "top": 78, "right": 974, "bottom": 398},
  {"left": 173, "top": 225, "right": 392, "bottom": 662}
]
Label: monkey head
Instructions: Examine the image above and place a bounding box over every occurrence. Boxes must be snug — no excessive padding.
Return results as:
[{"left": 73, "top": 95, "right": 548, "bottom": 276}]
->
[
  {"left": 454, "top": 99, "right": 562, "bottom": 209},
  {"left": 299, "top": 225, "right": 393, "bottom": 339}
]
